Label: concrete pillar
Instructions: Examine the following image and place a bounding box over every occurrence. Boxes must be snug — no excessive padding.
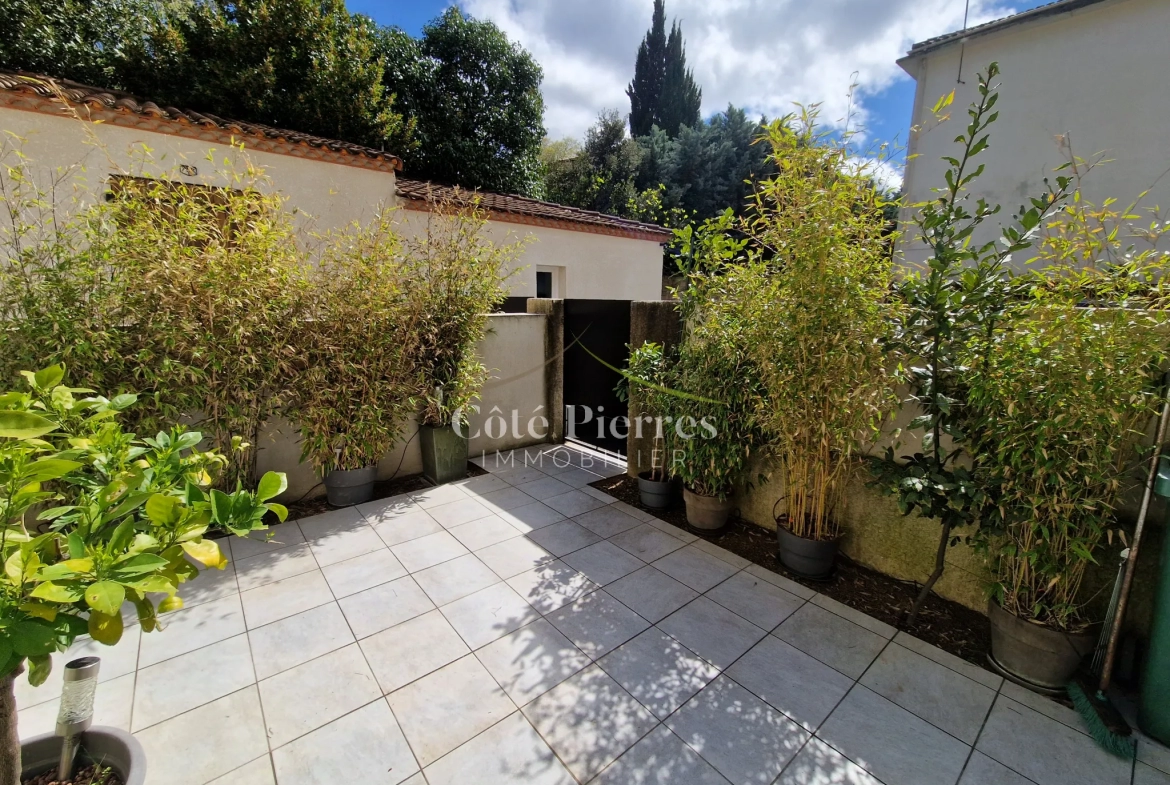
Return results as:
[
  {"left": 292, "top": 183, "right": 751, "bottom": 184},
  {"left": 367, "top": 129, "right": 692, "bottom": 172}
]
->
[
  {"left": 627, "top": 300, "right": 682, "bottom": 477},
  {"left": 527, "top": 298, "right": 564, "bottom": 443}
]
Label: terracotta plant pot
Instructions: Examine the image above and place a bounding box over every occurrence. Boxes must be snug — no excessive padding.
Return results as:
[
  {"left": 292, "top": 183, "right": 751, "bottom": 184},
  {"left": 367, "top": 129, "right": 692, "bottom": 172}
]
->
[
  {"left": 420, "top": 424, "right": 469, "bottom": 485},
  {"left": 682, "top": 487, "right": 733, "bottom": 532},
  {"left": 987, "top": 599, "right": 1095, "bottom": 692},
  {"left": 776, "top": 524, "right": 839, "bottom": 579},
  {"left": 637, "top": 472, "right": 676, "bottom": 509},
  {"left": 21, "top": 727, "right": 146, "bottom": 785},
  {"left": 323, "top": 465, "right": 377, "bottom": 507}
]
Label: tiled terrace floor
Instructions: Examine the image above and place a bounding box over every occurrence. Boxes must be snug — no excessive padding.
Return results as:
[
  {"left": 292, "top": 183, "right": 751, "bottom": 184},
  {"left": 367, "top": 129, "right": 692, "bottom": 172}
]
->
[{"left": 15, "top": 443, "right": 1170, "bottom": 785}]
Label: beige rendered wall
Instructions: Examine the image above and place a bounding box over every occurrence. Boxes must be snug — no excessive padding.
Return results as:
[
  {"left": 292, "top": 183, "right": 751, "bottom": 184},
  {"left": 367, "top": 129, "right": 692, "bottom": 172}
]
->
[
  {"left": 253, "top": 313, "right": 550, "bottom": 501},
  {"left": 393, "top": 210, "right": 664, "bottom": 301},
  {"left": 897, "top": 0, "right": 1170, "bottom": 269},
  {"left": 0, "top": 105, "right": 398, "bottom": 234}
]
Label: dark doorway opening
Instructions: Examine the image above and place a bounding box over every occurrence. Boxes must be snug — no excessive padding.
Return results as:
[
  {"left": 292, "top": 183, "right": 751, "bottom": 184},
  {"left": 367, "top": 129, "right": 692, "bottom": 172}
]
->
[{"left": 562, "top": 300, "right": 631, "bottom": 455}]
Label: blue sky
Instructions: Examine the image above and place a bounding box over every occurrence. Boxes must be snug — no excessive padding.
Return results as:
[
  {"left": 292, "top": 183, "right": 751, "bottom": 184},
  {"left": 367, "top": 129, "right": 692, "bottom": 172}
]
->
[{"left": 355, "top": 0, "right": 1055, "bottom": 182}]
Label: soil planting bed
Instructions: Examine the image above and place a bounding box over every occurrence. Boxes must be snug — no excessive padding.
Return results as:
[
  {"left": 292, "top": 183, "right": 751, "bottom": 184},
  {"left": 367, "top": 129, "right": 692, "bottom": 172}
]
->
[
  {"left": 591, "top": 473, "right": 993, "bottom": 670},
  {"left": 24, "top": 764, "right": 124, "bottom": 785}
]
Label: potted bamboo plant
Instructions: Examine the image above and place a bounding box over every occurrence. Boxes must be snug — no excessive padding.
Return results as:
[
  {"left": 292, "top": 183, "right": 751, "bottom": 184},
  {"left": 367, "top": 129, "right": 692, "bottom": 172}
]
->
[
  {"left": 662, "top": 214, "right": 763, "bottom": 531},
  {"left": 405, "top": 192, "right": 519, "bottom": 485},
  {"left": 965, "top": 185, "right": 1170, "bottom": 690},
  {"left": 741, "top": 113, "right": 899, "bottom": 578},
  {"left": 291, "top": 211, "right": 421, "bottom": 505},
  {"left": 0, "top": 366, "right": 285, "bottom": 785},
  {"left": 625, "top": 342, "right": 677, "bottom": 509}
]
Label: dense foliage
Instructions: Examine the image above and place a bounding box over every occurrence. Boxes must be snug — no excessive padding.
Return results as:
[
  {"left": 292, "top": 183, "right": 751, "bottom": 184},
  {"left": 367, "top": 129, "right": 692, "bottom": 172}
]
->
[
  {"left": 0, "top": 143, "right": 310, "bottom": 488},
  {"left": 0, "top": 366, "right": 285, "bottom": 785},
  {"left": 0, "top": 140, "right": 514, "bottom": 482},
  {"left": 738, "top": 114, "right": 899, "bottom": 541},
  {"left": 406, "top": 195, "right": 521, "bottom": 429},
  {"left": 965, "top": 188, "right": 1170, "bottom": 630},
  {"left": 625, "top": 214, "right": 764, "bottom": 500},
  {"left": 0, "top": 0, "right": 545, "bottom": 195},
  {"left": 0, "top": 365, "right": 285, "bottom": 679},
  {"left": 627, "top": 0, "right": 700, "bottom": 138},
  {"left": 867, "top": 64, "right": 1073, "bottom": 623}
]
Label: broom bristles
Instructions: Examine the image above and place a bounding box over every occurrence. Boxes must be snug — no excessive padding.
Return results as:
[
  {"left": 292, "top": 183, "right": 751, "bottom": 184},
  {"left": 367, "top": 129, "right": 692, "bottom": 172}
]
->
[{"left": 1067, "top": 680, "right": 1136, "bottom": 760}]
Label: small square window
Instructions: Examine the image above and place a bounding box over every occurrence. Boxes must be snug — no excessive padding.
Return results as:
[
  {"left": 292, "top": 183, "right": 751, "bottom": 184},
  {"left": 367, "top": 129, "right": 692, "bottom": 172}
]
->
[{"left": 536, "top": 270, "right": 553, "bottom": 298}]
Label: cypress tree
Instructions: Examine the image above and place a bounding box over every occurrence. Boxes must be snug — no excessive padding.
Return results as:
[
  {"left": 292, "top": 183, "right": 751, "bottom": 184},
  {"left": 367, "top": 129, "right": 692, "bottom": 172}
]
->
[
  {"left": 626, "top": 0, "right": 666, "bottom": 137},
  {"left": 659, "top": 21, "right": 701, "bottom": 136}
]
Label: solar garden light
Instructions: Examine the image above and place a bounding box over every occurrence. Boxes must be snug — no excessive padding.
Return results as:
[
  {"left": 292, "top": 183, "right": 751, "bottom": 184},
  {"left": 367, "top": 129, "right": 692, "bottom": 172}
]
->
[{"left": 56, "top": 656, "right": 100, "bottom": 781}]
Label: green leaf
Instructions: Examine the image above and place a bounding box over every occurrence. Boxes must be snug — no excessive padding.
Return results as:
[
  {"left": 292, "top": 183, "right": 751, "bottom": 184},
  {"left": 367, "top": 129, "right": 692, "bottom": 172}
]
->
[
  {"left": 11, "top": 620, "right": 56, "bottom": 656},
  {"left": 23, "top": 458, "right": 81, "bottom": 483},
  {"left": 144, "top": 494, "right": 181, "bottom": 525},
  {"left": 26, "top": 654, "right": 52, "bottom": 687},
  {"left": 173, "top": 431, "right": 202, "bottom": 451},
  {"left": 256, "top": 472, "right": 288, "bottom": 502},
  {"left": 209, "top": 489, "right": 232, "bottom": 523},
  {"left": 30, "top": 581, "right": 85, "bottom": 603},
  {"left": 84, "top": 581, "right": 126, "bottom": 616},
  {"left": 0, "top": 411, "right": 57, "bottom": 439},
  {"left": 109, "top": 393, "right": 137, "bottom": 411},
  {"left": 67, "top": 532, "right": 85, "bottom": 559},
  {"left": 267, "top": 503, "right": 289, "bottom": 523},
  {"left": 110, "top": 553, "right": 168, "bottom": 577},
  {"left": 33, "top": 366, "right": 65, "bottom": 391}
]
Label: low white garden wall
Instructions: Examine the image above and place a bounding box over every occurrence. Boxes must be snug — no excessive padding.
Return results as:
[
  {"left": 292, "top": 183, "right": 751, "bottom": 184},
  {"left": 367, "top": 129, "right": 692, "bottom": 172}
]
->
[{"left": 254, "top": 312, "right": 551, "bottom": 502}]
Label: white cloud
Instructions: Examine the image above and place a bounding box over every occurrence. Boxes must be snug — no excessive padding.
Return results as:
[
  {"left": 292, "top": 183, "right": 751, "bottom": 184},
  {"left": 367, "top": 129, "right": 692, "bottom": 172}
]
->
[{"left": 461, "top": 0, "right": 1022, "bottom": 141}]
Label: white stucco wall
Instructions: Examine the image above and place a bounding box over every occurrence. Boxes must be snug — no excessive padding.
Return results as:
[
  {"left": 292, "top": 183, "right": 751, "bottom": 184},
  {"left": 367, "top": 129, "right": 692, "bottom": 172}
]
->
[
  {"left": 392, "top": 209, "right": 664, "bottom": 301},
  {"left": 0, "top": 105, "right": 665, "bottom": 299},
  {"left": 253, "top": 313, "right": 550, "bottom": 500},
  {"left": 0, "top": 105, "right": 398, "bottom": 233},
  {"left": 897, "top": 0, "right": 1170, "bottom": 268}
]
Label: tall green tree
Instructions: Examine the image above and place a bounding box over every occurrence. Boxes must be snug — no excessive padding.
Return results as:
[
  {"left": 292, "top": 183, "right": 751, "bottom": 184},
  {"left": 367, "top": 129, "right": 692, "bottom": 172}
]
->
[
  {"left": 544, "top": 110, "right": 642, "bottom": 216},
  {"left": 626, "top": 0, "right": 666, "bottom": 138},
  {"left": 626, "top": 0, "right": 700, "bottom": 138},
  {"left": 1, "top": 0, "right": 549, "bottom": 196},
  {"left": 658, "top": 21, "right": 701, "bottom": 136},
  {"left": 156, "top": 0, "right": 414, "bottom": 155},
  {"left": 383, "top": 8, "right": 545, "bottom": 196}
]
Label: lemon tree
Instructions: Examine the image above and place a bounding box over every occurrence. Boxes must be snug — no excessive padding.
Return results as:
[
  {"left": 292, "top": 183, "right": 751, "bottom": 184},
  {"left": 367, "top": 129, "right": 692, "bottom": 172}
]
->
[{"left": 0, "top": 365, "right": 286, "bottom": 698}]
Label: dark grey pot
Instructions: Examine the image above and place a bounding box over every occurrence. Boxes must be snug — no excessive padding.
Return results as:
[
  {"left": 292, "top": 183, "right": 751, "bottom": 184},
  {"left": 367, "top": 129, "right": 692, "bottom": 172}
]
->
[
  {"left": 22, "top": 726, "right": 145, "bottom": 785},
  {"left": 637, "top": 472, "right": 676, "bottom": 509},
  {"left": 420, "top": 425, "right": 469, "bottom": 485},
  {"left": 324, "top": 465, "right": 377, "bottom": 507},
  {"left": 987, "top": 599, "right": 1095, "bottom": 691},
  {"left": 776, "top": 524, "right": 839, "bottom": 579},
  {"left": 682, "top": 488, "right": 734, "bottom": 532}
]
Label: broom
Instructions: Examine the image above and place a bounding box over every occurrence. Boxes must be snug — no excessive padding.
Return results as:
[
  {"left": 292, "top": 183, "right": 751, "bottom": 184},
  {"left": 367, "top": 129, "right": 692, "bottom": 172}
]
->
[{"left": 1067, "top": 373, "right": 1170, "bottom": 758}]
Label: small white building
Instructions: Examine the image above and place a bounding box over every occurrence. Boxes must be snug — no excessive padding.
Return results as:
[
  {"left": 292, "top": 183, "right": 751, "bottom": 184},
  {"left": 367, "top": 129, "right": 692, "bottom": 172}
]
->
[
  {"left": 897, "top": 0, "right": 1170, "bottom": 267},
  {"left": 0, "top": 71, "right": 670, "bottom": 301}
]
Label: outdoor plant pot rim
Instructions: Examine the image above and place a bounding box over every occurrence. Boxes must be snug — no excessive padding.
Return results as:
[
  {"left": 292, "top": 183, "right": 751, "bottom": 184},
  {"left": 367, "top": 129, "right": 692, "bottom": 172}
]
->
[
  {"left": 637, "top": 470, "right": 673, "bottom": 483},
  {"left": 774, "top": 515, "right": 842, "bottom": 545},
  {"left": 986, "top": 598, "right": 1096, "bottom": 691},
  {"left": 20, "top": 726, "right": 146, "bottom": 785},
  {"left": 988, "top": 597, "right": 1094, "bottom": 638},
  {"left": 682, "top": 485, "right": 731, "bottom": 501}
]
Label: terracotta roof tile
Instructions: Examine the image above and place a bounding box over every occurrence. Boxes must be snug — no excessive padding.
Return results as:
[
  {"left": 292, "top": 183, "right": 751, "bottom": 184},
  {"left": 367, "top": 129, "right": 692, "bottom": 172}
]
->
[
  {"left": 0, "top": 70, "right": 402, "bottom": 170},
  {"left": 396, "top": 178, "right": 672, "bottom": 242}
]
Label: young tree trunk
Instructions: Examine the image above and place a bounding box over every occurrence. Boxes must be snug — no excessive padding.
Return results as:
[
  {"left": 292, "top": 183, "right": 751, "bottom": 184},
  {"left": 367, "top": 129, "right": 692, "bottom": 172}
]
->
[
  {"left": 906, "top": 521, "right": 952, "bottom": 627},
  {"left": 0, "top": 671, "right": 22, "bottom": 785}
]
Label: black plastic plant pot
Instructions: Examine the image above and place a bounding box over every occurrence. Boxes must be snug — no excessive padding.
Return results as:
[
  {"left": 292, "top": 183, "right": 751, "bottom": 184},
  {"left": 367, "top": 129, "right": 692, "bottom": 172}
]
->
[
  {"left": 637, "top": 472, "right": 676, "bottom": 509},
  {"left": 420, "top": 425, "right": 469, "bottom": 485},
  {"left": 987, "top": 599, "right": 1095, "bottom": 692},
  {"left": 22, "top": 726, "right": 146, "bottom": 785},
  {"left": 324, "top": 465, "right": 377, "bottom": 506},
  {"left": 776, "top": 524, "right": 839, "bottom": 579},
  {"left": 682, "top": 487, "right": 733, "bottom": 532}
]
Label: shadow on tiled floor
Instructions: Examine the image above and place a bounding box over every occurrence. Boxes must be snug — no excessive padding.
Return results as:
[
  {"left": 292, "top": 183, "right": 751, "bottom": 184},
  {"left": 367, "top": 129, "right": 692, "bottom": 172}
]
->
[{"left": 15, "top": 442, "right": 1170, "bottom": 785}]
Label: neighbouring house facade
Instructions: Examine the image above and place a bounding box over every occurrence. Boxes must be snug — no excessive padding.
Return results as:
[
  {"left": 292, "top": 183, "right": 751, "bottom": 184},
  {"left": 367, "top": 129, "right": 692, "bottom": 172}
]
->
[
  {"left": 0, "top": 71, "right": 670, "bottom": 301},
  {"left": 897, "top": 0, "right": 1170, "bottom": 267},
  {"left": 0, "top": 71, "right": 667, "bottom": 497}
]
